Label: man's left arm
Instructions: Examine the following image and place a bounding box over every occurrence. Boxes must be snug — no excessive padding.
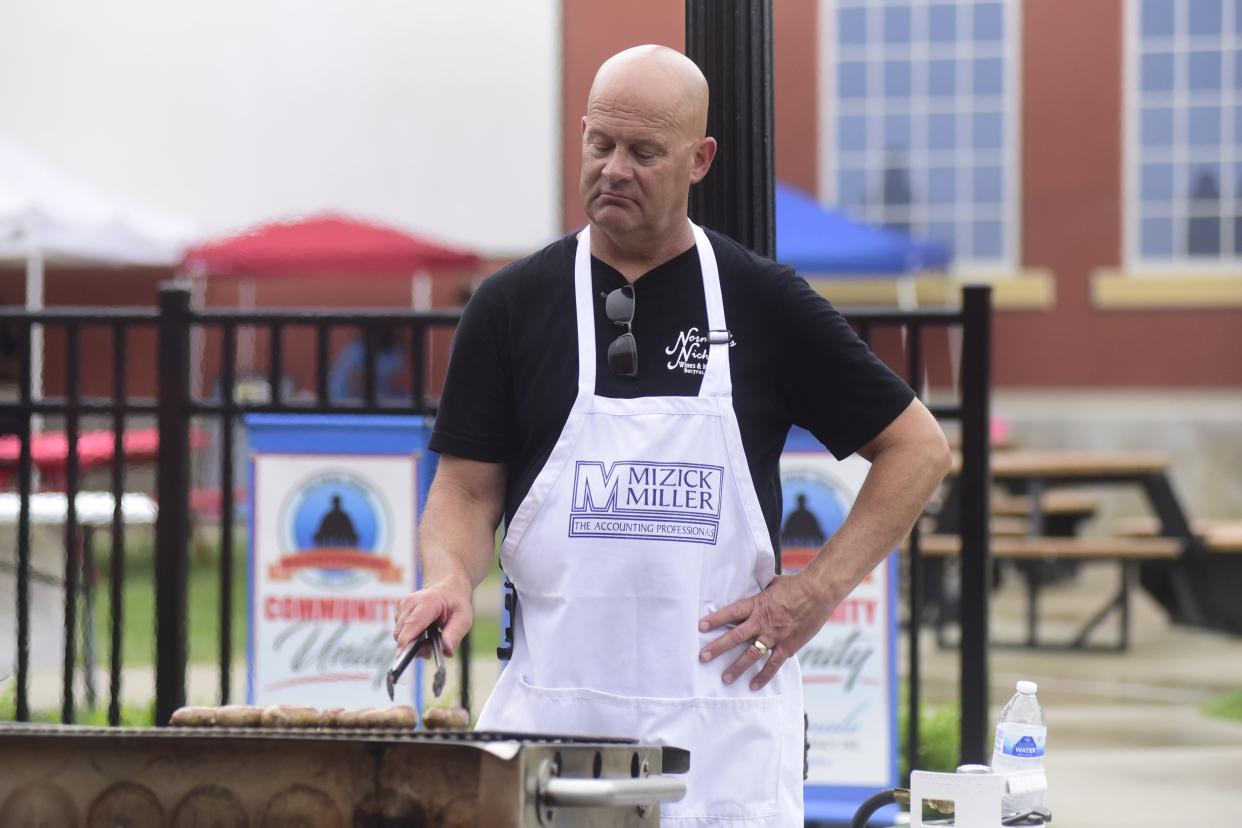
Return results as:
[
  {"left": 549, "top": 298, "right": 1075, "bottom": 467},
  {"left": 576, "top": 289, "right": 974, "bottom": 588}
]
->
[{"left": 699, "top": 397, "right": 951, "bottom": 690}]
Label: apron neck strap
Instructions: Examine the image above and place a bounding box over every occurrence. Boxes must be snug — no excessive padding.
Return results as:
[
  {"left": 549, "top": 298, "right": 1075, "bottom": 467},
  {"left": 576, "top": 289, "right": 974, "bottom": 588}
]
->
[
  {"left": 573, "top": 223, "right": 732, "bottom": 398},
  {"left": 573, "top": 227, "right": 597, "bottom": 394},
  {"left": 692, "top": 223, "right": 732, "bottom": 398}
]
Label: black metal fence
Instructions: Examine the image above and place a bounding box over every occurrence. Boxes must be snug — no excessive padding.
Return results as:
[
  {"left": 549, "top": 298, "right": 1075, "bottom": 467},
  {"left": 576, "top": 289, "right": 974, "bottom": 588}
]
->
[
  {"left": 847, "top": 286, "right": 993, "bottom": 770},
  {"left": 2, "top": 286, "right": 459, "bottom": 727},
  {"left": 2, "top": 306, "right": 159, "bottom": 726},
  {"left": 3, "top": 283, "right": 991, "bottom": 771},
  {"left": 158, "top": 288, "right": 462, "bottom": 723}
]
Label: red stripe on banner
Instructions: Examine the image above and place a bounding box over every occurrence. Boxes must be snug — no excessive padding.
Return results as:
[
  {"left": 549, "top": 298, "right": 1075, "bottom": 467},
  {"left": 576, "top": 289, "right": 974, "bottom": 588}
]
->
[
  {"left": 266, "top": 550, "right": 405, "bottom": 582},
  {"left": 781, "top": 547, "right": 818, "bottom": 570},
  {"left": 274, "top": 550, "right": 391, "bottom": 571},
  {"left": 262, "top": 672, "right": 373, "bottom": 692}
]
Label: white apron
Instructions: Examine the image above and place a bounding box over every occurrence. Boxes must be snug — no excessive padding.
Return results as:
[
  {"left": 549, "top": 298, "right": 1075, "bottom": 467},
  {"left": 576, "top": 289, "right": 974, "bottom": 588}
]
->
[{"left": 475, "top": 224, "right": 805, "bottom": 826}]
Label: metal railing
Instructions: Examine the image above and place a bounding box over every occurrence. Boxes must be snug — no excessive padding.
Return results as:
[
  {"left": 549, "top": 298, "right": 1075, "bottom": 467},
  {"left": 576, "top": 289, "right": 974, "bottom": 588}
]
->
[{"left": 3, "top": 283, "right": 991, "bottom": 773}]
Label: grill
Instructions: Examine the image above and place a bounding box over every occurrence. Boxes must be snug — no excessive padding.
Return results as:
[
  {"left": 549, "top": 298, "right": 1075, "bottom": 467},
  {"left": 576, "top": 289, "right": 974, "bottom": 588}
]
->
[{"left": 0, "top": 724, "right": 689, "bottom": 827}]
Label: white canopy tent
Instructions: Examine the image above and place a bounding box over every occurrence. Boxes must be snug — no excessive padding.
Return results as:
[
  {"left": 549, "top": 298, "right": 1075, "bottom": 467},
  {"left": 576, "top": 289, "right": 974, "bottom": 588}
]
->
[{"left": 0, "top": 134, "right": 194, "bottom": 399}]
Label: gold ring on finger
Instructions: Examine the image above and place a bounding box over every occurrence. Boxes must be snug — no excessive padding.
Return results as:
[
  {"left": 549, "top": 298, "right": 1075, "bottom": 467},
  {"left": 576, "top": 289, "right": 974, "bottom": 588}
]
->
[{"left": 750, "top": 639, "right": 771, "bottom": 658}]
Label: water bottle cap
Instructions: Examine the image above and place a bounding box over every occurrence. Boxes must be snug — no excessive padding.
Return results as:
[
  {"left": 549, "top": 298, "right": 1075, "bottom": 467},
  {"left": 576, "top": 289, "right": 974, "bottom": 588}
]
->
[
  {"left": 956, "top": 764, "right": 992, "bottom": 774},
  {"left": 1016, "top": 680, "right": 1038, "bottom": 695}
]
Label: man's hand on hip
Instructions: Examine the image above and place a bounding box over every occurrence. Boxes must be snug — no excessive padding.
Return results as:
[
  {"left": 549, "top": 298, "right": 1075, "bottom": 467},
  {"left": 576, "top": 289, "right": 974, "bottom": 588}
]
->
[{"left": 697, "top": 572, "right": 836, "bottom": 691}]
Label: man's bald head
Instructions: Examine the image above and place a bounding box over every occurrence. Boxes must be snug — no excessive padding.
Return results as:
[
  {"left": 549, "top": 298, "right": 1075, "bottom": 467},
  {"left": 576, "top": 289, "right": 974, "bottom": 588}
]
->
[
  {"left": 587, "top": 45, "right": 710, "bottom": 142},
  {"left": 580, "top": 46, "right": 717, "bottom": 262}
]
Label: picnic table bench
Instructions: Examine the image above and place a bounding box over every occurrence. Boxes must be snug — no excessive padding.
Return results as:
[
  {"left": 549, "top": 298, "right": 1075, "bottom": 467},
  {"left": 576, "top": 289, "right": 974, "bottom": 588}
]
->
[
  {"left": 991, "top": 489, "right": 1100, "bottom": 536},
  {"left": 1115, "top": 517, "right": 1242, "bottom": 553}
]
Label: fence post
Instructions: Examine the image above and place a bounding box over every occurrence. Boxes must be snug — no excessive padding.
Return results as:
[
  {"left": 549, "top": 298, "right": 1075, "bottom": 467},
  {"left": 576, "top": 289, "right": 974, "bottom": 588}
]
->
[
  {"left": 155, "top": 284, "right": 193, "bottom": 726},
  {"left": 958, "top": 285, "right": 992, "bottom": 764},
  {"left": 14, "top": 320, "right": 34, "bottom": 721}
]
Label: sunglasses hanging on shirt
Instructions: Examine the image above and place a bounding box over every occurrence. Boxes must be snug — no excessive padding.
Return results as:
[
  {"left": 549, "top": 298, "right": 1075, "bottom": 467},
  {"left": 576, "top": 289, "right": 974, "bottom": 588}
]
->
[
  {"left": 603, "top": 285, "right": 733, "bottom": 377},
  {"left": 604, "top": 285, "right": 637, "bottom": 377}
]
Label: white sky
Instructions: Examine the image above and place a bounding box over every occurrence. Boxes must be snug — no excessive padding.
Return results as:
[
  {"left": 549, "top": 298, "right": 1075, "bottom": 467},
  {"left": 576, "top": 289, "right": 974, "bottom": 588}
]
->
[{"left": 0, "top": 0, "right": 561, "bottom": 254}]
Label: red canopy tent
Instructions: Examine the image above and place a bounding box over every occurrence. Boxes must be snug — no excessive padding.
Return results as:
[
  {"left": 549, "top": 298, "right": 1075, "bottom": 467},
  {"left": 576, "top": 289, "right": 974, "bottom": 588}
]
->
[
  {"left": 179, "top": 213, "right": 480, "bottom": 381},
  {"left": 180, "top": 213, "right": 479, "bottom": 279}
]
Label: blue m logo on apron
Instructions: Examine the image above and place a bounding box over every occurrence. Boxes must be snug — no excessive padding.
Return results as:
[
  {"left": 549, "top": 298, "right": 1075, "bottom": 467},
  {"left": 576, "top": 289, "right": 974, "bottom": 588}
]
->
[{"left": 568, "top": 460, "right": 724, "bottom": 544}]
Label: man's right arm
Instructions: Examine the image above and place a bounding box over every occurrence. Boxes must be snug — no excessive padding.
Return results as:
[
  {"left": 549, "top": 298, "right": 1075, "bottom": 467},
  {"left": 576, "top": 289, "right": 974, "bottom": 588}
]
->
[{"left": 393, "top": 454, "right": 506, "bottom": 657}]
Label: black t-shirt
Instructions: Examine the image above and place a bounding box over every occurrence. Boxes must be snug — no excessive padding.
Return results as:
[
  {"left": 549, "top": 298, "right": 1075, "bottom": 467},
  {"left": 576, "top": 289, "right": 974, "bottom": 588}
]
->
[{"left": 428, "top": 228, "right": 915, "bottom": 550}]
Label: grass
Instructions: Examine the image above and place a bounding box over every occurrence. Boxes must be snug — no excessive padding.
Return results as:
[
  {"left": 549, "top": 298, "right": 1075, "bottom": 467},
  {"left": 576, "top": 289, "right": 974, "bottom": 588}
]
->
[
  {"left": 899, "top": 697, "right": 963, "bottom": 778},
  {"left": 469, "top": 611, "right": 500, "bottom": 659},
  {"left": 1203, "top": 690, "right": 1242, "bottom": 723},
  {"left": 86, "top": 537, "right": 247, "bottom": 669},
  {"left": 0, "top": 683, "right": 155, "bottom": 726},
  {"left": 4, "top": 537, "right": 502, "bottom": 722},
  {"left": 83, "top": 535, "right": 501, "bottom": 669}
]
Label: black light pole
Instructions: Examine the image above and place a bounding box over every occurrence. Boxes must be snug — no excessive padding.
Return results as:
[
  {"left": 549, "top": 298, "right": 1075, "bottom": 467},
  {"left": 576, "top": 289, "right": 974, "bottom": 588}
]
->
[
  {"left": 686, "top": 5, "right": 807, "bottom": 779},
  {"left": 685, "top": 0, "right": 775, "bottom": 259}
]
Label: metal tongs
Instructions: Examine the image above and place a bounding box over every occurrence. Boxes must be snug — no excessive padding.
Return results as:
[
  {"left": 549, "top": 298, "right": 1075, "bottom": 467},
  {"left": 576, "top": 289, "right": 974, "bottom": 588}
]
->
[{"left": 386, "top": 624, "right": 446, "bottom": 701}]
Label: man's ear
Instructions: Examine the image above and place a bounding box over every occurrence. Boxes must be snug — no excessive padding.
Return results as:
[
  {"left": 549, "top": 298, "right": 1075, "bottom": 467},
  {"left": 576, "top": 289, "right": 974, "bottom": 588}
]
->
[{"left": 690, "top": 137, "right": 718, "bottom": 185}]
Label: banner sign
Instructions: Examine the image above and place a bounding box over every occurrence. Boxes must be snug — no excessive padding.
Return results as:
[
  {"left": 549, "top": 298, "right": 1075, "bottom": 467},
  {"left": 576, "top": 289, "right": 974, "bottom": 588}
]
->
[
  {"left": 782, "top": 428, "right": 898, "bottom": 823},
  {"left": 247, "top": 415, "right": 436, "bottom": 709}
]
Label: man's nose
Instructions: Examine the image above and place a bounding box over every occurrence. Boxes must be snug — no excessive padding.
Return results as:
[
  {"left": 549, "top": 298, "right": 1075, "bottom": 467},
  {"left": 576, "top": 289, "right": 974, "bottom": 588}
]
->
[{"left": 601, "top": 150, "right": 633, "bottom": 182}]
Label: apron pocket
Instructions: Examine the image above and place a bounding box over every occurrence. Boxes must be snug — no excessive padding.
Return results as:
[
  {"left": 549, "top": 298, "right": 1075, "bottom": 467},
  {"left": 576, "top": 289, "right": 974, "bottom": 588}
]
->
[{"left": 510, "top": 675, "right": 784, "bottom": 822}]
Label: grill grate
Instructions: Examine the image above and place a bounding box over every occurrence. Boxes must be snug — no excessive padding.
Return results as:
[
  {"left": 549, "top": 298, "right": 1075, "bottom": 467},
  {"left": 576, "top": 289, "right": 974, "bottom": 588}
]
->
[{"left": 0, "top": 723, "right": 636, "bottom": 746}]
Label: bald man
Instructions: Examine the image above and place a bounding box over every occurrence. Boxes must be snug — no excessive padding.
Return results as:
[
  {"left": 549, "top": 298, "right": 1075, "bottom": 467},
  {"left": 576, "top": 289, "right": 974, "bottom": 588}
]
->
[{"left": 395, "top": 46, "right": 950, "bottom": 825}]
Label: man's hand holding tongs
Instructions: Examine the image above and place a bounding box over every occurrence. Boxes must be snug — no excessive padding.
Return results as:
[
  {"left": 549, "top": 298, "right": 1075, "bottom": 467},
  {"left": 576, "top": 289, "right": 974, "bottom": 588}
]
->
[
  {"left": 387, "top": 583, "right": 471, "bottom": 700},
  {"left": 393, "top": 581, "right": 473, "bottom": 658}
]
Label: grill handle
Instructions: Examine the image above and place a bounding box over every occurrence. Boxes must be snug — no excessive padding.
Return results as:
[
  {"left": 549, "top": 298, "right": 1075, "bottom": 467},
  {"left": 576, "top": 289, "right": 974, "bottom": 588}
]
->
[{"left": 541, "top": 776, "right": 687, "bottom": 808}]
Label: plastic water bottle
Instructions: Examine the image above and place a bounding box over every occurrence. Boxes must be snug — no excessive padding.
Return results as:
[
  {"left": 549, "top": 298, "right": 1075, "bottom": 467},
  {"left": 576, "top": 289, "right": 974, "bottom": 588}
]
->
[{"left": 990, "top": 679, "right": 1047, "bottom": 815}]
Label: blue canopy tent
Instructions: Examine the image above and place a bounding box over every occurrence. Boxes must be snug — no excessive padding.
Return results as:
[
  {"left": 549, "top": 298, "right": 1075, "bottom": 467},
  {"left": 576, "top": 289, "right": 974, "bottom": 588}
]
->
[{"left": 775, "top": 182, "right": 950, "bottom": 276}]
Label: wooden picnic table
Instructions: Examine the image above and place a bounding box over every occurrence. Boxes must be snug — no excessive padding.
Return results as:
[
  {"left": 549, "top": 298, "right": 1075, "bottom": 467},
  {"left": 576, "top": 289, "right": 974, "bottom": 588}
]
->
[
  {"left": 950, "top": 449, "right": 1172, "bottom": 480},
  {"left": 943, "top": 449, "right": 1193, "bottom": 542},
  {"left": 931, "top": 448, "right": 1211, "bottom": 649}
]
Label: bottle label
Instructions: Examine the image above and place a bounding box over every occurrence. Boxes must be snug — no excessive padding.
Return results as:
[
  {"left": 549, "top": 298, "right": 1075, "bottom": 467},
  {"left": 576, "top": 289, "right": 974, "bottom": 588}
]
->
[{"left": 994, "top": 723, "right": 1045, "bottom": 759}]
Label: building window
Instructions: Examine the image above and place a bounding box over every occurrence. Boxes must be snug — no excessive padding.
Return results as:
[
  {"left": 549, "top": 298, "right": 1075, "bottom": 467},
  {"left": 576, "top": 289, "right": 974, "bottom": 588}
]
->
[
  {"left": 1130, "top": 0, "right": 1242, "bottom": 262},
  {"left": 824, "top": 0, "right": 1020, "bottom": 267}
]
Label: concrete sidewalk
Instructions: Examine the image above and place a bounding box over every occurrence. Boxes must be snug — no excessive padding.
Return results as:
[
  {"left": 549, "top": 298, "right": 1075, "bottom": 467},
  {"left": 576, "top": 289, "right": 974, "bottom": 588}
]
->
[{"left": 917, "top": 563, "right": 1242, "bottom": 827}]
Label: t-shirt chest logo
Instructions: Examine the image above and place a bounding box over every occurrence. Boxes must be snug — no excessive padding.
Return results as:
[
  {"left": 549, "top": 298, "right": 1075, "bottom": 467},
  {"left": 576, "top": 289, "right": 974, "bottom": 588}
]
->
[
  {"left": 664, "top": 327, "right": 709, "bottom": 375},
  {"left": 568, "top": 461, "right": 724, "bottom": 544}
]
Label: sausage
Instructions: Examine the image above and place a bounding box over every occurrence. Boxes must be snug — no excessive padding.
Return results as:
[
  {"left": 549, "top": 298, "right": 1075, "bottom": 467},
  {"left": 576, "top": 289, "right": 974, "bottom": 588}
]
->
[
  {"left": 169, "top": 706, "right": 217, "bottom": 727},
  {"left": 214, "top": 705, "right": 263, "bottom": 728},
  {"left": 421, "top": 707, "right": 470, "bottom": 730},
  {"left": 357, "top": 706, "right": 419, "bottom": 729},
  {"left": 317, "top": 707, "right": 345, "bottom": 728},
  {"left": 334, "top": 707, "right": 376, "bottom": 728},
  {"left": 260, "top": 705, "right": 320, "bottom": 728}
]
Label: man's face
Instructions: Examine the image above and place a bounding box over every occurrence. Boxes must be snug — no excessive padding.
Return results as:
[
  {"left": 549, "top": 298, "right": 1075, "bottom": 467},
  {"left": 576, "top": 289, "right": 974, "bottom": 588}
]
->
[{"left": 579, "top": 91, "right": 699, "bottom": 241}]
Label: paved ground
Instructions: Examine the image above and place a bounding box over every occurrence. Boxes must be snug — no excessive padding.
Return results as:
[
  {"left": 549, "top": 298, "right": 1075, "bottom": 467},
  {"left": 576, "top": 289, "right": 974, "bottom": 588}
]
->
[
  {"left": 917, "top": 563, "right": 1242, "bottom": 827},
  {"left": 8, "top": 562, "right": 1241, "bottom": 826}
]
